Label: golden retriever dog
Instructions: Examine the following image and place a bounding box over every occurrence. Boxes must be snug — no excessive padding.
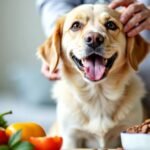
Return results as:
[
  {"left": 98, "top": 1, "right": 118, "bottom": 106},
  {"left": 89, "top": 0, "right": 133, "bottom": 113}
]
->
[{"left": 38, "top": 4, "right": 149, "bottom": 149}]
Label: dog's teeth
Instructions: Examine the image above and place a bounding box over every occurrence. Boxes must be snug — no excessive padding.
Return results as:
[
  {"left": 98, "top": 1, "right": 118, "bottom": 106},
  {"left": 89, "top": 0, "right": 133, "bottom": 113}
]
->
[{"left": 103, "top": 59, "right": 107, "bottom": 65}]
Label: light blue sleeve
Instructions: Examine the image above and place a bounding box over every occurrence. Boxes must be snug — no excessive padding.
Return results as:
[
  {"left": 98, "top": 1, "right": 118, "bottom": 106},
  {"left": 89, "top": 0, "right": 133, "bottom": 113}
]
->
[{"left": 36, "top": 0, "right": 83, "bottom": 37}]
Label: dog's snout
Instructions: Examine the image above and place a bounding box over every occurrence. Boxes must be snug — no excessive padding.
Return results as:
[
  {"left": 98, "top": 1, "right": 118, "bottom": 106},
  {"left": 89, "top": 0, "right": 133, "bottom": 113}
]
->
[{"left": 84, "top": 32, "right": 104, "bottom": 49}]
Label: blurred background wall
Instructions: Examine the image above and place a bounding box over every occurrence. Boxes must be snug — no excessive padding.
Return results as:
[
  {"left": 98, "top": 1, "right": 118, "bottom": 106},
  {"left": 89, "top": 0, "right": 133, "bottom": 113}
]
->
[{"left": 0, "top": 0, "right": 56, "bottom": 131}]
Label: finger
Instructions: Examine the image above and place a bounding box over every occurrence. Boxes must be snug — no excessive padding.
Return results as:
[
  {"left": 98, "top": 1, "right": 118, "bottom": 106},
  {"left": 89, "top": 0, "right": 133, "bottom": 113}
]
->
[
  {"left": 41, "top": 64, "right": 52, "bottom": 79},
  {"left": 41, "top": 70, "right": 60, "bottom": 80},
  {"left": 124, "top": 10, "right": 149, "bottom": 32},
  {"left": 41, "top": 64, "right": 49, "bottom": 75},
  {"left": 109, "top": 0, "right": 135, "bottom": 9},
  {"left": 147, "top": 18, "right": 150, "bottom": 30},
  {"left": 120, "top": 3, "right": 145, "bottom": 24},
  {"left": 42, "top": 69, "right": 61, "bottom": 80},
  {"left": 48, "top": 72, "right": 61, "bottom": 80},
  {"left": 127, "top": 19, "right": 148, "bottom": 37},
  {"left": 41, "top": 70, "right": 51, "bottom": 79},
  {"left": 116, "top": 148, "right": 123, "bottom": 150},
  {"left": 53, "top": 68, "right": 60, "bottom": 74}
]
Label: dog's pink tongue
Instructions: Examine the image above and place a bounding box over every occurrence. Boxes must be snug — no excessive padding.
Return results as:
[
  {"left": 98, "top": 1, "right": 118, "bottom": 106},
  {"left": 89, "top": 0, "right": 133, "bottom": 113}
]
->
[{"left": 83, "top": 56, "right": 106, "bottom": 81}]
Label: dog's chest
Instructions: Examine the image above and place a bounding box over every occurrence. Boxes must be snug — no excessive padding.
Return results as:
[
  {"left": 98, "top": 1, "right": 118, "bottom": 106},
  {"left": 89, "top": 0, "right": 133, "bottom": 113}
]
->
[
  {"left": 71, "top": 87, "right": 117, "bottom": 136},
  {"left": 54, "top": 81, "right": 118, "bottom": 136}
]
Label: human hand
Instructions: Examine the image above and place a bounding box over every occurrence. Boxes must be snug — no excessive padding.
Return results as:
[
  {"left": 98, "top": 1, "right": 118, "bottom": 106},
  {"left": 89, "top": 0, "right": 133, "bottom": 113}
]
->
[
  {"left": 41, "top": 63, "right": 61, "bottom": 80},
  {"left": 109, "top": 0, "right": 150, "bottom": 37}
]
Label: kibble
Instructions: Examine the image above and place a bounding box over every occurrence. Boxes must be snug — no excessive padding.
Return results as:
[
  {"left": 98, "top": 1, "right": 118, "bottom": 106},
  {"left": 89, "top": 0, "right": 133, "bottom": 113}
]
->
[
  {"left": 141, "top": 125, "right": 148, "bottom": 133},
  {"left": 126, "top": 119, "right": 150, "bottom": 134}
]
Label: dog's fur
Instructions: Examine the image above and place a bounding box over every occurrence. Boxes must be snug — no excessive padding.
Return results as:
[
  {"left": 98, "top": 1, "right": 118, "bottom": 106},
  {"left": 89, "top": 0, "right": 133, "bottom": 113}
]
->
[{"left": 38, "top": 4, "right": 149, "bottom": 148}]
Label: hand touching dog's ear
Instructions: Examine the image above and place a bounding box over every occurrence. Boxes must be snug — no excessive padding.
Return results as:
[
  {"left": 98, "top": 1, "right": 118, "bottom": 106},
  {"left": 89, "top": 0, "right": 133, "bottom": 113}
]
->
[
  {"left": 37, "top": 17, "right": 65, "bottom": 74},
  {"left": 113, "top": 3, "right": 150, "bottom": 71},
  {"left": 127, "top": 35, "right": 149, "bottom": 70},
  {"left": 109, "top": 0, "right": 150, "bottom": 37}
]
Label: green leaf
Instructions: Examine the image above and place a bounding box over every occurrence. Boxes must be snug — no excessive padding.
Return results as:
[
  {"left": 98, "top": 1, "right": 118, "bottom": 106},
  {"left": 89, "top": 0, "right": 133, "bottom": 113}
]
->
[
  {"left": 0, "top": 145, "right": 9, "bottom": 150},
  {"left": 0, "top": 111, "right": 12, "bottom": 128},
  {"left": 12, "top": 142, "right": 34, "bottom": 150},
  {"left": 0, "top": 119, "right": 7, "bottom": 129},
  {"left": 8, "top": 130, "right": 22, "bottom": 147}
]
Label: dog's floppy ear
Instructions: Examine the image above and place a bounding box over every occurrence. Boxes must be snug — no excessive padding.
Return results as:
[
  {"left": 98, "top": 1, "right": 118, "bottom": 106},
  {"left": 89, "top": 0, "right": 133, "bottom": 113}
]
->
[
  {"left": 127, "top": 35, "right": 149, "bottom": 70},
  {"left": 37, "top": 17, "right": 65, "bottom": 73}
]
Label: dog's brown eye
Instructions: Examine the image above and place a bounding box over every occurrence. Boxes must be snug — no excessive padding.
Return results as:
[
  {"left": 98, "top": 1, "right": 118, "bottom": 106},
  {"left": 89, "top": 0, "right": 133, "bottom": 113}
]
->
[
  {"left": 71, "top": 21, "right": 82, "bottom": 31},
  {"left": 105, "top": 21, "right": 117, "bottom": 30}
]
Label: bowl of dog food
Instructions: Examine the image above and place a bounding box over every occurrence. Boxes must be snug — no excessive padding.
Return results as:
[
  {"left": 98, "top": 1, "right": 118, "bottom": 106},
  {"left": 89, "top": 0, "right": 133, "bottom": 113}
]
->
[{"left": 121, "top": 119, "right": 150, "bottom": 150}]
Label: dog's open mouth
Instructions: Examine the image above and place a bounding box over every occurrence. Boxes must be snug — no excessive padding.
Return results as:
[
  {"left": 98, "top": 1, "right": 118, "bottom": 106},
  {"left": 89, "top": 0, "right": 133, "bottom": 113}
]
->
[{"left": 71, "top": 52, "right": 118, "bottom": 81}]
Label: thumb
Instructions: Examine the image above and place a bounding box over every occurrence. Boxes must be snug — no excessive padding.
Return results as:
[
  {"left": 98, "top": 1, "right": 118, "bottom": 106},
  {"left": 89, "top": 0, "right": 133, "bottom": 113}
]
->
[{"left": 109, "top": 0, "right": 134, "bottom": 9}]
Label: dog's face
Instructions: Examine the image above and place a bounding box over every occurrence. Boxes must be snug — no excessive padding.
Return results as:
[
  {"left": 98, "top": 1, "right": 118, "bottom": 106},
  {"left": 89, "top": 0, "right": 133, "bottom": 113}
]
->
[
  {"left": 62, "top": 5, "right": 125, "bottom": 82},
  {"left": 38, "top": 4, "right": 149, "bottom": 82}
]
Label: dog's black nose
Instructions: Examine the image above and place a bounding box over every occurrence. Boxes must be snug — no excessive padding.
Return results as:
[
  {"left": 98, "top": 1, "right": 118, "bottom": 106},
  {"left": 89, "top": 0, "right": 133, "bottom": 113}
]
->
[{"left": 84, "top": 32, "right": 104, "bottom": 49}]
